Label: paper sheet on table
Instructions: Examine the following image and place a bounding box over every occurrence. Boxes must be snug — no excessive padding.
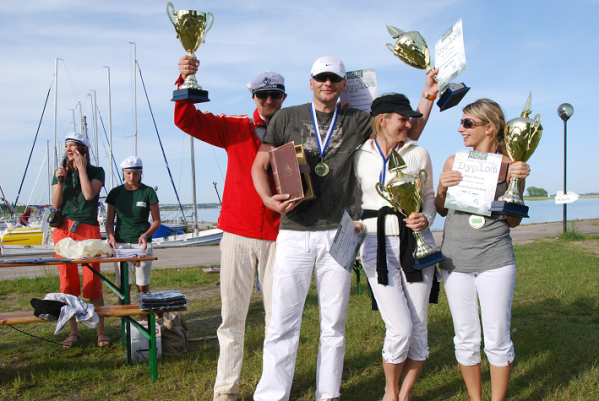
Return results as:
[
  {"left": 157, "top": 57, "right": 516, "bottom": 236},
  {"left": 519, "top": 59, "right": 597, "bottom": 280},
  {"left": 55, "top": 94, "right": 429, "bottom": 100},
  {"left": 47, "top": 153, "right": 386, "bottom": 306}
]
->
[
  {"left": 339, "top": 68, "right": 378, "bottom": 112},
  {"left": 113, "top": 248, "right": 147, "bottom": 258},
  {"left": 435, "top": 19, "right": 467, "bottom": 91},
  {"left": 444, "top": 150, "right": 502, "bottom": 216},
  {"left": 330, "top": 210, "right": 366, "bottom": 272}
]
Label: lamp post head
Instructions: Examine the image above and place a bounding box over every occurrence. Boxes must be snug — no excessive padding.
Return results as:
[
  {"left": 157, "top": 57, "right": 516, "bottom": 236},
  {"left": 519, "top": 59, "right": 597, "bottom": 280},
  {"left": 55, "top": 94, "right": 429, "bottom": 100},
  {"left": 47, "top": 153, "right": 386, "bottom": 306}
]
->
[{"left": 557, "top": 103, "right": 574, "bottom": 122}]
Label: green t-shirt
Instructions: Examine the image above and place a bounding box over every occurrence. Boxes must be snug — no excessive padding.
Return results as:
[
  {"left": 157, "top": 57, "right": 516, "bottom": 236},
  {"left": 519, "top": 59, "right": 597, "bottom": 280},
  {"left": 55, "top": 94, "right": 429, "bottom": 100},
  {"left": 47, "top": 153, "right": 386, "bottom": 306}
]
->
[
  {"left": 52, "top": 165, "right": 105, "bottom": 226},
  {"left": 263, "top": 103, "right": 372, "bottom": 231},
  {"left": 105, "top": 183, "right": 159, "bottom": 243}
]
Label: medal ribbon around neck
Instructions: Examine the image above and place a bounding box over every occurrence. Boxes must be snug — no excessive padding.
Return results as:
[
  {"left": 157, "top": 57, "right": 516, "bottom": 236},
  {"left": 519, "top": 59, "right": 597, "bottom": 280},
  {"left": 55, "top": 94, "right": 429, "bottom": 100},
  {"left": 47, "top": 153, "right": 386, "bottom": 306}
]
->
[
  {"left": 374, "top": 139, "right": 400, "bottom": 184},
  {"left": 310, "top": 103, "right": 338, "bottom": 161}
]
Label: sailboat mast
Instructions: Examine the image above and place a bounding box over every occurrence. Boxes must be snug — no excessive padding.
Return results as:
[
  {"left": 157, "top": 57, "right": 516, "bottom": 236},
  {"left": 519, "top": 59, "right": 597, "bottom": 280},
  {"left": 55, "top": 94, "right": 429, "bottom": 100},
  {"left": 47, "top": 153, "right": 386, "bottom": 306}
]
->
[
  {"left": 131, "top": 42, "right": 138, "bottom": 156},
  {"left": 105, "top": 66, "right": 114, "bottom": 191},
  {"left": 190, "top": 137, "right": 198, "bottom": 234},
  {"left": 91, "top": 90, "right": 99, "bottom": 166},
  {"left": 47, "top": 140, "right": 51, "bottom": 204},
  {"left": 52, "top": 58, "right": 60, "bottom": 180}
]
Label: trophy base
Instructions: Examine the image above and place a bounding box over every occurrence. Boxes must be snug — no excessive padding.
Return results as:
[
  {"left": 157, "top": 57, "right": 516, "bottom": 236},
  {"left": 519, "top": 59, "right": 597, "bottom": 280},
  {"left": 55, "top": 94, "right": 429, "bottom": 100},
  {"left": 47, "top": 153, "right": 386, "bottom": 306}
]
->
[
  {"left": 171, "top": 89, "right": 210, "bottom": 103},
  {"left": 490, "top": 201, "right": 529, "bottom": 218},
  {"left": 410, "top": 251, "right": 445, "bottom": 270},
  {"left": 437, "top": 83, "right": 471, "bottom": 111}
]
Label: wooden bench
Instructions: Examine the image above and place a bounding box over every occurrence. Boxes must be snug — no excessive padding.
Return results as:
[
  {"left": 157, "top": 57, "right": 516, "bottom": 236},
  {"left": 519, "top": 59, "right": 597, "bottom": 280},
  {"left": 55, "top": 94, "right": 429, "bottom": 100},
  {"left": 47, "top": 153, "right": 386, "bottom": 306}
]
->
[{"left": 0, "top": 256, "right": 181, "bottom": 382}]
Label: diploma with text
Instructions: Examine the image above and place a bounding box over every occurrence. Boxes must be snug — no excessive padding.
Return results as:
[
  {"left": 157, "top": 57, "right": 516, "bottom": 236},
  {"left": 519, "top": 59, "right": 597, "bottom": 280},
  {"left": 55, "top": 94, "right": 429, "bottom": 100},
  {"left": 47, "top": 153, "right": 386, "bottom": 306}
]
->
[{"left": 444, "top": 150, "right": 502, "bottom": 216}]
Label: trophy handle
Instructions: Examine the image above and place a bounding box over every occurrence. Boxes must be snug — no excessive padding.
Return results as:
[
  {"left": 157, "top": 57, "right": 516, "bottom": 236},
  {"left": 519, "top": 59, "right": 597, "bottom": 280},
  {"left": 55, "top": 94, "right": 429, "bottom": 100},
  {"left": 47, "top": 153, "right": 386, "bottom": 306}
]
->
[
  {"left": 386, "top": 43, "right": 396, "bottom": 54},
  {"left": 418, "top": 169, "right": 428, "bottom": 191},
  {"left": 166, "top": 2, "right": 176, "bottom": 26},
  {"left": 376, "top": 183, "right": 396, "bottom": 211},
  {"left": 200, "top": 12, "right": 214, "bottom": 43}
]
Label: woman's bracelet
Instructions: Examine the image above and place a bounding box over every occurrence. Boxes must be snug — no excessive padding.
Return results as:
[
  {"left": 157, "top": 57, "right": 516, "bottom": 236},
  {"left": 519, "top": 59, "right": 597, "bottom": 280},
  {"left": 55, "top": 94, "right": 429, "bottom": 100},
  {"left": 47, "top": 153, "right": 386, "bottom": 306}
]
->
[{"left": 141, "top": 234, "right": 147, "bottom": 239}]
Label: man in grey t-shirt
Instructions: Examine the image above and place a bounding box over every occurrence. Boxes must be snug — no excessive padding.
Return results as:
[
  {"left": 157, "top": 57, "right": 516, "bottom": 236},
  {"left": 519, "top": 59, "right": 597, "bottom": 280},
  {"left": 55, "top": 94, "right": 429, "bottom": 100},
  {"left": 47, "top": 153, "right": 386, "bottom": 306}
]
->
[{"left": 252, "top": 56, "right": 438, "bottom": 401}]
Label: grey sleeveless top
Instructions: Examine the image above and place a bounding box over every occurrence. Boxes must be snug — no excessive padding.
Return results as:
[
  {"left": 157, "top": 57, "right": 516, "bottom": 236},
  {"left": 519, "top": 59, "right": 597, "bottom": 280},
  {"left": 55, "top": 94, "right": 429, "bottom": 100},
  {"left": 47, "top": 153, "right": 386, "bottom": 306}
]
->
[{"left": 439, "top": 180, "right": 516, "bottom": 273}]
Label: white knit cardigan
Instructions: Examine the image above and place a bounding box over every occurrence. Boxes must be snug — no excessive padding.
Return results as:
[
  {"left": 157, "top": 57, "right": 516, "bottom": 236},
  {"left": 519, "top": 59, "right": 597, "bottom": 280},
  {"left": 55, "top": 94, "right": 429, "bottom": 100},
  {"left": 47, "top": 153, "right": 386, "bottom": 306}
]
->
[{"left": 353, "top": 137, "right": 436, "bottom": 236}]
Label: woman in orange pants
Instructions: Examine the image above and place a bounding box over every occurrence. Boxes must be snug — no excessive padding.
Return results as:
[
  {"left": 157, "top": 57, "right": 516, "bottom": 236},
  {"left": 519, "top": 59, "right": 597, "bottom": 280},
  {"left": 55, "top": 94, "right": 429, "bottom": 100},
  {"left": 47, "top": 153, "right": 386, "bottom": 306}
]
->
[{"left": 52, "top": 132, "right": 108, "bottom": 348}]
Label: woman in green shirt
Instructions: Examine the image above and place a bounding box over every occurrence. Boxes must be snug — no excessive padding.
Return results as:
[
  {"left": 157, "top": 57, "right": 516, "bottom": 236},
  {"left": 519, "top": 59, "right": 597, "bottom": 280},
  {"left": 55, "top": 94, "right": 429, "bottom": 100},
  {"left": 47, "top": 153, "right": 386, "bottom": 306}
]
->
[{"left": 106, "top": 156, "right": 160, "bottom": 294}]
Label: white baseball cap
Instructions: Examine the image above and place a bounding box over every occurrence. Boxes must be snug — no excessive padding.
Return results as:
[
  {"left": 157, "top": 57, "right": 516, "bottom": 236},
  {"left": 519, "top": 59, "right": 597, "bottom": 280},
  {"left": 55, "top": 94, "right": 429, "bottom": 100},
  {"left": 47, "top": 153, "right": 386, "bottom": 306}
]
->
[
  {"left": 246, "top": 71, "right": 286, "bottom": 95},
  {"left": 310, "top": 56, "right": 346, "bottom": 79},
  {"left": 64, "top": 132, "right": 91, "bottom": 149},
  {"left": 120, "top": 156, "right": 143, "bottom": 171}
]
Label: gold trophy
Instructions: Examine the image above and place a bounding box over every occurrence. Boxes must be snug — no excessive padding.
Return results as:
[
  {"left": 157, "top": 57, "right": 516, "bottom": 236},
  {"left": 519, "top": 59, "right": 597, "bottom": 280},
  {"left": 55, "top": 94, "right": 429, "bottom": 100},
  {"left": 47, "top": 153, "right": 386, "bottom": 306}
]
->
[
  {"left": 376, "top": 150, "right": 444, "bottom": 268},
  {"left": 386, "top": 24, "right": 470, "bottom": 111},
  {"left": 491, "top": 92, "right": 543, "bottom": 217},
  {"left": 167, "top": 2, "right": 214, "bottom": 103}
]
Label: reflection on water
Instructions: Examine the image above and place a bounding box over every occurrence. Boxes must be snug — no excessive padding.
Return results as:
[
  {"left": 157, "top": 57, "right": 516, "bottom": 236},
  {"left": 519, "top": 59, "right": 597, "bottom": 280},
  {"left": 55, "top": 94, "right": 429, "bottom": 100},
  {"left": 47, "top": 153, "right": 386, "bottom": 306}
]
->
[
  {"left": 160, "top": 198, "right": 599, "bottom": 232},
  {"left": 430, "top": 197, "right": 599, "bottom": 231}
]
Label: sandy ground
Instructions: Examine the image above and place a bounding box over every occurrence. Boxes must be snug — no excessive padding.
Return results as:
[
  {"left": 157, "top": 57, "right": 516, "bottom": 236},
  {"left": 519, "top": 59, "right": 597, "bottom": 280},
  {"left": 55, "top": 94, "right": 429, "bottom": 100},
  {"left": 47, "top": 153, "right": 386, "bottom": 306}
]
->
[{"left": 1, "top": 219, "right": 598, "bottom": 281}]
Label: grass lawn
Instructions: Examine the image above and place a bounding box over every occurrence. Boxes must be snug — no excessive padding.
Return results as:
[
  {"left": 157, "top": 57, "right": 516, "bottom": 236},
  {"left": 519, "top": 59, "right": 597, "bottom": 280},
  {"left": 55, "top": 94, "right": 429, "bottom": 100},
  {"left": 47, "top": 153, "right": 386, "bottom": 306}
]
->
[{"left": 1, "top": 235, "right": 598, "bottom": 400}]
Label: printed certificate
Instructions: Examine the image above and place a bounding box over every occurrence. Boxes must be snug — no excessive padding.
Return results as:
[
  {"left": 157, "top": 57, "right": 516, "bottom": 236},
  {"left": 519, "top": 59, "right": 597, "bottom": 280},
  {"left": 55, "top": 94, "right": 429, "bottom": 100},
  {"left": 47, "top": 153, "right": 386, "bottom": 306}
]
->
[
  {"left": 339, "top": 68, "right": 378, "bottom": 112},
  {"left": 435, "top": 19, "right": 467, "bottom": 91},
  {"left": 444, "top": 150, "right": 502, "bottom": 216},
  {"left": 330, "top": 210, "right": 366, "bottom": 272}
]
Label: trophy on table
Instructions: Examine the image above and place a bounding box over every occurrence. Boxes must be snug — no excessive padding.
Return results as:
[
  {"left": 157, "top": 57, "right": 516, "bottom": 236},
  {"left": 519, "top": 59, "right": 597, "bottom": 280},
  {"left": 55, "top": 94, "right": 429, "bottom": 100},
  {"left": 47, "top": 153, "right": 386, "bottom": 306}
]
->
[
  {"left": 167, "top": 2, "right": 214, "bottom": 103},
  {"left": 376, "top": 150, "right": 444, "bottom": 268},
  {"left": 490, "top": 92, "right": 543, "bottom": 218},
  {"left": 386, "top": 23, "right": 470, "bottom": 111}
]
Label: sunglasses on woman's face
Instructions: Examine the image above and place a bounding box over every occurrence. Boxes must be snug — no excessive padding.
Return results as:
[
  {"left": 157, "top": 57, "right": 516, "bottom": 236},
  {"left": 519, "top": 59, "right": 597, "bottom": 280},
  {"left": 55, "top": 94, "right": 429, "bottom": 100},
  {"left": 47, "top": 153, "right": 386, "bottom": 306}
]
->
[
  {"left": 311, "top": 73, "right": 344, "bottom": 83},
  {"left": 254, "top": 91, "right": 285, "bottom": 100},
  {"left": 460, "top": 119, "right": 489, "bottom": 129}
]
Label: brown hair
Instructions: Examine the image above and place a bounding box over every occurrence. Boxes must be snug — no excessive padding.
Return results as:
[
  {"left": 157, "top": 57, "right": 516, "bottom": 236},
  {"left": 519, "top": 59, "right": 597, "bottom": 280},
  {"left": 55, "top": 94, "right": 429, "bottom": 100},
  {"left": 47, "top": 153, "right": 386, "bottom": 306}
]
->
[
  {"left": 65, "top": 143, "right": 93, "bottom": 175},
  {"left": 463, "top": 99, "right": 507, "bottom": 155}
]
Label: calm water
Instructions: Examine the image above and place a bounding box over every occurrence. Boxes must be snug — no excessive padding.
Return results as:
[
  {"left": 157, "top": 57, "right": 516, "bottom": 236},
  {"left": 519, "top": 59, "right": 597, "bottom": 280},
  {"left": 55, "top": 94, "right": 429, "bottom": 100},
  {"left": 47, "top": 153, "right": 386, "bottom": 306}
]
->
[
  {"left": 161, "top": 198, "right": 599, "bottom": 230},
  {"left": 430, "top": 197, "right": 599, "bottom": 231}
]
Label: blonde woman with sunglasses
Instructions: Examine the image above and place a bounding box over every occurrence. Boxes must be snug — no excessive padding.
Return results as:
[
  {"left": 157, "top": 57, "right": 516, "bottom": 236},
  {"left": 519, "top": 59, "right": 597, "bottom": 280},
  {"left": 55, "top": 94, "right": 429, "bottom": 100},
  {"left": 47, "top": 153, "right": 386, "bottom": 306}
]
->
[{"left": 435, "top": 99, "right": 530, "bottom": 401}]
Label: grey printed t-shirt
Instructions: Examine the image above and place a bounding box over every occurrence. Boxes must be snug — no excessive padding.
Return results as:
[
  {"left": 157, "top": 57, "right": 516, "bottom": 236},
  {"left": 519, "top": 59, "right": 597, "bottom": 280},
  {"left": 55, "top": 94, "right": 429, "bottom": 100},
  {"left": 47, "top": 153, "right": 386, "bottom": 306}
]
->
[{"left": 263, "top": 103, "right": 372, "bottom": 231}]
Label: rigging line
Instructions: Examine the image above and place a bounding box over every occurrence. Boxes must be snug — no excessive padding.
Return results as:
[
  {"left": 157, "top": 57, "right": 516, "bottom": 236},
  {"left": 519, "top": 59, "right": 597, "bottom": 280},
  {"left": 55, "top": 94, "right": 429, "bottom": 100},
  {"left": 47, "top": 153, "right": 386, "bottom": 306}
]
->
[
  {"left": 25, "top": 153, "right": 48, "bottom": 209},
  {"left": 61, "top": 59, "right": 81, "bottom": 103},
  {"left": 96, "top": 107, "right": 123, "bottom": 187},
  {"left": 210, "top": 146, "right": 226, "bottom": 182},
  {"left": 178, "top": 135, "right": 185, "bottom": 196},
  {"left": 13, "top": 80, "right": 53, "bottom": 209},
  {"left": 136, "top": 60, "right": 186, "bottom": 222}
]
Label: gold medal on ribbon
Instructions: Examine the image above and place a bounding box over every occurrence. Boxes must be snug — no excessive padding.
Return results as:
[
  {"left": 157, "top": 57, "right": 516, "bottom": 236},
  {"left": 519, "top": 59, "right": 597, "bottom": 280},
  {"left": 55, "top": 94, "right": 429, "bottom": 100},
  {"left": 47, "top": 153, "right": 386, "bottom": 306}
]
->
[
  {"left": 468, "top": 214, "right": 485, "bottom": 229},
  {"left": 315, "top": 161, "right": 329, "bottom": 177}
]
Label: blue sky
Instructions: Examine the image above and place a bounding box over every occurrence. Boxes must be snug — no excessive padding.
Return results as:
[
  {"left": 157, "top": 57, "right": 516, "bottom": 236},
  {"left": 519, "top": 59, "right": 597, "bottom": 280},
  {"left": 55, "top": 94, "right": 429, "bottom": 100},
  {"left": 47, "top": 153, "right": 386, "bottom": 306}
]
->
[{"left": 1, "top": 0, "right": 597, "bottom": 206}]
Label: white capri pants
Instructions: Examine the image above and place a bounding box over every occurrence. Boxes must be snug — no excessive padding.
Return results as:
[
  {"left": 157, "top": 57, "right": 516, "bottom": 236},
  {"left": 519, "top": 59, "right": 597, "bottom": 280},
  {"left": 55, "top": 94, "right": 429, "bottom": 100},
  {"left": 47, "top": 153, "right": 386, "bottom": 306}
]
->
[
  {"left": 113, "top": 242, "right": 153, "bottom": 287},
  {"left": 254, "top": 229, "right": 352, "bottom": 401},
  {"left": 441, "top": 263, "right": 516, "bottom": 367},
  {"left": 360, "top": 231, "right": 435, "bottom": 364}
]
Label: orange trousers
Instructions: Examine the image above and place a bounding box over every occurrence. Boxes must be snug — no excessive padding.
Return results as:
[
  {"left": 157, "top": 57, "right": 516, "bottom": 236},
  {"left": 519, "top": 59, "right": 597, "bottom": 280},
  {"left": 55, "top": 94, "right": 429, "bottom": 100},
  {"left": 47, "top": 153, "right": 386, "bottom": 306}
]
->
[{"left": 53, "top": 218, "right": 103, "bottom": 299}]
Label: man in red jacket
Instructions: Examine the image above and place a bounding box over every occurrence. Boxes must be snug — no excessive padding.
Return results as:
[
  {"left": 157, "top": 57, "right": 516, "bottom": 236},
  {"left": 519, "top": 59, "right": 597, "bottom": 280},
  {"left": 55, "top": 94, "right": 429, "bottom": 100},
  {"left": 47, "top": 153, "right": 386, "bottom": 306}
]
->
[{"left": 175, "top": 55, "right": 288, "bottom": 401}]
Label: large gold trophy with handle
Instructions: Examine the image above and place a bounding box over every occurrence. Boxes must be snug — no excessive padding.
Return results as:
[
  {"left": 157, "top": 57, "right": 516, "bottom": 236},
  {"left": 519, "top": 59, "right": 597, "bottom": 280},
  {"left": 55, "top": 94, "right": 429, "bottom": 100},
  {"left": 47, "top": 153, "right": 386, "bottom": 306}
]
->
[
  {"left": 386, "top": 24, "right": 470, "bottom": 111},
  {"left": 167, "top": 2, "right": 214, "bottom": 103},
  {"left": 491, "top": 92, "right": 543, "bottom": 217},
  {"left": 376, "top": 150, "right": 444, "bottom": 268}
]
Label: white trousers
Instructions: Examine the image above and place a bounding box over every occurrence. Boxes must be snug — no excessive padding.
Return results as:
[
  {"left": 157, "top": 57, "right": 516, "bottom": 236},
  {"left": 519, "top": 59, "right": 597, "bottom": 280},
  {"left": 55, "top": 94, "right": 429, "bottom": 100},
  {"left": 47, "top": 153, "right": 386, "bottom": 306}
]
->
[
  {"left": 254, "top": 229, "right": 352, "bottom": 401},
  {"left": 441, "top": 264, "right": 516, "bottom": 367},
  {"left": 113, "top": 242, "right": 153, "bottom": 286},
  {"left": 360, "top": 233, "right": 434, "bottom": 364},
  {"left": 214, "top": 232, "right": 276, "bottom": 401}
]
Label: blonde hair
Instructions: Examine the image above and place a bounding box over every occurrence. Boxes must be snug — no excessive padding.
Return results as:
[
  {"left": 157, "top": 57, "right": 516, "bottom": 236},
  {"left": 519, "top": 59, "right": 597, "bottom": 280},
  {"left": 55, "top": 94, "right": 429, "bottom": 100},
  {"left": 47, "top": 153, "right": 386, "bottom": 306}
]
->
[
  {"left": 463, "top": 99, "right": 507, "bottom": 155},
  {"left": 370, "top": 113, "right": 392, "bottom": 139}
]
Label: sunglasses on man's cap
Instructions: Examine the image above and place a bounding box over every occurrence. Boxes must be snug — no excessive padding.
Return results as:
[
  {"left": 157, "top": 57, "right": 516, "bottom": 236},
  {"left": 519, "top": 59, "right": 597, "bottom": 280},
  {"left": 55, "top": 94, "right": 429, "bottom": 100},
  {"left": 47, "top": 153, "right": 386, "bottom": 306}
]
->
[
  {"left": 254, "top": 91, "right": 285, "bottom": 100},
  {"left": 311, "top": 73, "right": 344, "bottom": 83}
]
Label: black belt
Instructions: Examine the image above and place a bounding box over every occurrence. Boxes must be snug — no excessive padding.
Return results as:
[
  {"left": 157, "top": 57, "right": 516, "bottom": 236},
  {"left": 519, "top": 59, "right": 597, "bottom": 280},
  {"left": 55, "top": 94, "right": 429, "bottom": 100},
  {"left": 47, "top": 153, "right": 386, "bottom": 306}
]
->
[{"left": 361, "top": 207, "right": 419, "bottom": 285}]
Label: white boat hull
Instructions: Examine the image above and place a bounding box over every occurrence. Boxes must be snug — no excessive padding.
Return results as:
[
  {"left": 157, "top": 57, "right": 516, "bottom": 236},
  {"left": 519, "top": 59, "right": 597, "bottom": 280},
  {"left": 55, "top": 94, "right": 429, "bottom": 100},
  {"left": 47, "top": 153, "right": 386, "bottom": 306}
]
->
[
  {"left": 152, "top": 229, "right": 223, "bottom": 248},
  {"left": 1, "top": 244, "right": 55, "bottom": 256}
]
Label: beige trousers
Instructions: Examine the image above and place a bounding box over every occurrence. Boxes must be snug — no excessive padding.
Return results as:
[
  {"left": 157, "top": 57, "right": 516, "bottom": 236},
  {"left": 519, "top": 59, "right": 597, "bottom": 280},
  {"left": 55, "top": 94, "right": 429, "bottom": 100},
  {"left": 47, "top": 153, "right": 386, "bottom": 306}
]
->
[{"left": 213, "top": 232, "right": 276, "bottom": 401}]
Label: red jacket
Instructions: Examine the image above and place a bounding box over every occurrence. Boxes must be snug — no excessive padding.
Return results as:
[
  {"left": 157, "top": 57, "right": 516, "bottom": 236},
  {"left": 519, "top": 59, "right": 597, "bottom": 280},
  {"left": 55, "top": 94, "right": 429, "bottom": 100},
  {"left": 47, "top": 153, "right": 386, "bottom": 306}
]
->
[{"left": 174, "top": 101, "right": 280, "bottom": 241}]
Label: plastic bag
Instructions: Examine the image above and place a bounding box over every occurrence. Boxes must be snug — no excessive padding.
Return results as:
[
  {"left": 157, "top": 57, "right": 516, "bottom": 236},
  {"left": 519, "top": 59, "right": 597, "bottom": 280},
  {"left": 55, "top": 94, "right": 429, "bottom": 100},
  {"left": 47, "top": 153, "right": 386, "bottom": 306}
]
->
[
  {"left": 54, "top": 237, "right": 113, "bottom": 259},
  {"left": 161, "top": 312, "right": 189, "bottom": 356}
]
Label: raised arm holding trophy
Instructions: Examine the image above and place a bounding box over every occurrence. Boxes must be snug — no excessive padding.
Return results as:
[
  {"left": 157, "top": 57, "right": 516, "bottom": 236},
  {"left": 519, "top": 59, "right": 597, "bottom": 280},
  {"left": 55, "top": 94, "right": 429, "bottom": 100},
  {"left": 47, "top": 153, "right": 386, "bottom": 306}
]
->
[
  {"left": 167, "top": 2, "right": 214, "bottom": 103},
  {"left": 386, "top": 21, "right": 470, "bottom": 111}
]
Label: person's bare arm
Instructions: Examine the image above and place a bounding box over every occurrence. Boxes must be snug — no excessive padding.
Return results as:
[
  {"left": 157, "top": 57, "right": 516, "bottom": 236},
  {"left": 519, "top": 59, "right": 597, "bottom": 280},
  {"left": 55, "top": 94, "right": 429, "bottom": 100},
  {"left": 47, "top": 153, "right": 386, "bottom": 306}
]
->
[
  {"left": 251, "top": 143, "right": 299, "bottom": 214},
  {"left": 435, "top": 156, "right": 460, "bottom": 217},
  {"left": 407, "top": 68, "right": 440, "bottom": 141}
]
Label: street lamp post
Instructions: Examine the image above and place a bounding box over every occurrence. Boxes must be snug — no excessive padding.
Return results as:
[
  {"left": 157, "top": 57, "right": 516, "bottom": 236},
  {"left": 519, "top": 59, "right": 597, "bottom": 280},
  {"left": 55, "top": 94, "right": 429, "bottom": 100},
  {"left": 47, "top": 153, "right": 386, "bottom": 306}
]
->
[{"left": 557, "top": 103, "right": 574, "bottom": 233}]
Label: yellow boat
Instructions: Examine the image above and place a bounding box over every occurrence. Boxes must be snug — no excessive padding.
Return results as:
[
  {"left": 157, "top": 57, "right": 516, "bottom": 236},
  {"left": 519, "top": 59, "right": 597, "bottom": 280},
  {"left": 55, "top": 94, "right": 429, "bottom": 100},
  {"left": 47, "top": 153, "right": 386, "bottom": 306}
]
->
[{"left": 0, "top": 226, "right": 46, "bottom": 245}]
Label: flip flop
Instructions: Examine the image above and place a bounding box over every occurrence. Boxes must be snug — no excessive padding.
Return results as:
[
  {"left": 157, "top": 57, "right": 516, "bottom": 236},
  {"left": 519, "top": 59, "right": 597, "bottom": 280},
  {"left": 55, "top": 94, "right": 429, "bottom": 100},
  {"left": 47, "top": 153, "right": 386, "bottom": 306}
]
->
[
  {"left": 97, "top": 333, "right": 111, "bottom": 347},
  {"left": 62, "top": 334, "right": 79, "bottom": 349}
]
